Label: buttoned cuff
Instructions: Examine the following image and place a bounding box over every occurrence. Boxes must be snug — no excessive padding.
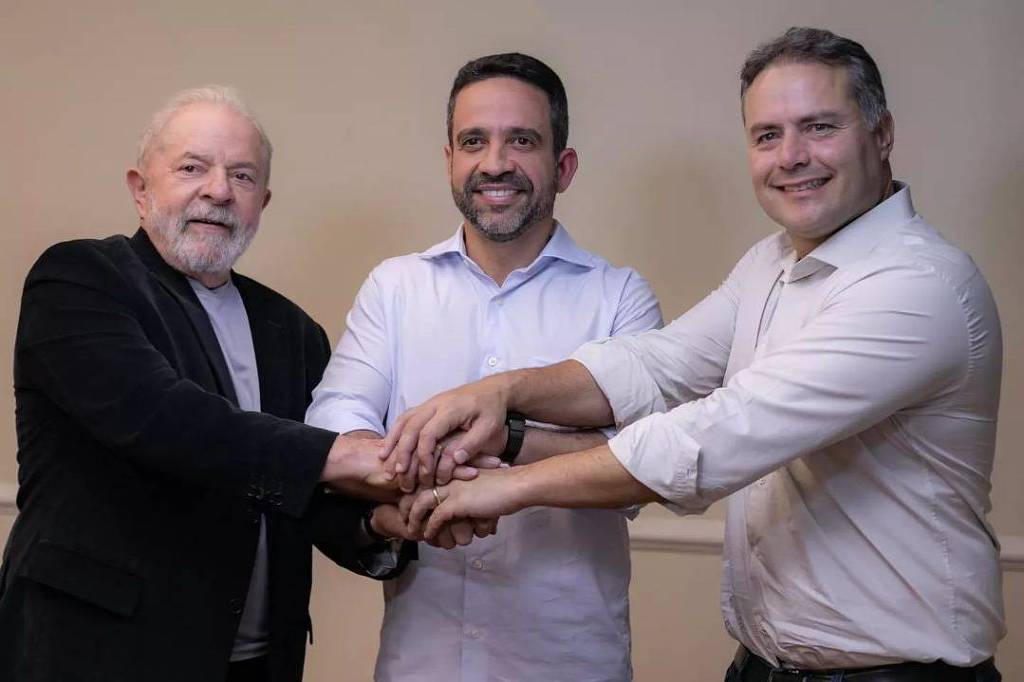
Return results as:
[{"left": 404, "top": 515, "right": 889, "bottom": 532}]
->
[
  {"left": 607, "top": 411, "right": 709, "bottom": 514},
  {"left": 571, "top": 339, "right": 667, "bottom": 429}
]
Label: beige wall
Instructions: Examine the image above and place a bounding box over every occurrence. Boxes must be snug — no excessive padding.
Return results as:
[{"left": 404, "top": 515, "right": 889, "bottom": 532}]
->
[{"left": 2, "top": 0, "right": 1021, "bottom": 679}]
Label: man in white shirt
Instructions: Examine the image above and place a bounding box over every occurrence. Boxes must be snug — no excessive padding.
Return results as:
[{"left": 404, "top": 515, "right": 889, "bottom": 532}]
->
[
  {"left": 388, "top": 28, "right": 1004, "bottom": 682},
  {"left": 305, "top": 53, "right": 661, "bottom": 681}
]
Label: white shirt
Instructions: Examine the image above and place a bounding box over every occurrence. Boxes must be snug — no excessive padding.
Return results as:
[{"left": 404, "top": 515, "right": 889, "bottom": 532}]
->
[
  {"left": 306, "top": 223, "right": 661, "bottom": 682},
  {"left": 572, "top": 184, "right": 1004, "bottom": 669}
]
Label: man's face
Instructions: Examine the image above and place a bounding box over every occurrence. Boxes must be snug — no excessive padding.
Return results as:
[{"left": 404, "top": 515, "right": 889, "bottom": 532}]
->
[
  {"left": 446, "top": 77, "right": 576, "bottom": 242},
  {"left": 127, "top": 102, "right": 271, "bottom": 278},
  {"left": 743, "top": 61, "right": 893, "bottom": 255}
]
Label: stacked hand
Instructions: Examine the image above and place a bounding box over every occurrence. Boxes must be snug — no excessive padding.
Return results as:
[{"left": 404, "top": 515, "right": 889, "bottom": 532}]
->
[
  {"left": 318, "top": 428, "right": 510, "bottom": 548},
  {"left": 370, "top": 379, "right": 528, "bottom": 547}
]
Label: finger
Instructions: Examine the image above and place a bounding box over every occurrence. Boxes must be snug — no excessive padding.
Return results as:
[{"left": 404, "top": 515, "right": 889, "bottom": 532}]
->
[
  {"left": 424, "top": 498, "right": 459, "bottom": 540},
  {"left": 450, "top": 465, "right": 479, "bottom": 482},
  {"left": 398, "top": 493, "right": 416, "bottom": 522},
  {"left": 466, "top": 455, "right": 502, "bottom": 469},
  {"left": 406, "top": 488, "right": 438, "bottom": 535},
  {"left": 434, "top": 448, "right": 458, "bottom": 486},
  {"left": 452, "top": 416, "right": 505, "bottom": 464},
  {"left": 450, "top": 520, "right": 474, "bottom": 546},
  {"left": 471, "top": 517, "right": 498, "bottom": 537},
  {"left": 432, "top": 526, "right": 455, "bottom": 550},
  {"left": 412, "top": 413, "right": 466, "bottom": 481},
  {"left": 399, "top": 463, "right": 419, "bottom": 493},
  {"left": 387, "top": 407, "right": 437, "bottom": 474}
]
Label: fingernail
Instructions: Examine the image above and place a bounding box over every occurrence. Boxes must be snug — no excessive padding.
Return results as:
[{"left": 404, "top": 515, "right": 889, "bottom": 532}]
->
[
  {"left": 395, "top": 462, "right": 406, "bottom": 473},
  {"left": 454, "top": 449, "right": 469, "bottom": 464}
]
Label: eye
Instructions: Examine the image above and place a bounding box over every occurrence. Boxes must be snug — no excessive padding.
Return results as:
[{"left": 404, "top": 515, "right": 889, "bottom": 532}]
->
[
  {"left": 755, "top": 131, "right": 779, "bottom": 145},
  {"left": 180, "top": 164, "right": 199, "bottom": 174},
  {"left": 511, "top": 136, "right": 534, "bottom": 147},
  {"left": 234, "top": 172, "right": 255, "bottom": 183},
  {"left": 809, "top": 123, "right": 836, "bottom": 134},
  {"left": 460, "top": 136, "right": 485, "bottom": 150}
]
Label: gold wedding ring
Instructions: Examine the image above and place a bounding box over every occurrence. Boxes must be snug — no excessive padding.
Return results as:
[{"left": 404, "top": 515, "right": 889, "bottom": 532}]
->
[{"left": 431, "top": 487, "right": 442, "bottom": 507}]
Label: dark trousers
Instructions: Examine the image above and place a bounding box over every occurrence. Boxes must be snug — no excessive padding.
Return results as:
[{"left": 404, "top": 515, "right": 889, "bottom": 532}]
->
[
  {"left": 725, "top": 646, "right": 1001, "bottom": 682},
  {"left": 226, "top": 655, "right": 269, "bottom": 682}
]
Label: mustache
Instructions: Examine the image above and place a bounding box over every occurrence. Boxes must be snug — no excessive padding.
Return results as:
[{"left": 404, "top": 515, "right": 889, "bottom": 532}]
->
[
  {"left": 180, "top": 204, "right": 241, "bottom": 232},
  {"left": 465, "top": 171, "right": 532, "bottom": 192}
]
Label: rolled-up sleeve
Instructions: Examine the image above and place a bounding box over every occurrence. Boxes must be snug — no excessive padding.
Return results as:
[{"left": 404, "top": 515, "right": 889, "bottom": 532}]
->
[{"left": 607, "top": 260, "right": 969, "bottom": 511}]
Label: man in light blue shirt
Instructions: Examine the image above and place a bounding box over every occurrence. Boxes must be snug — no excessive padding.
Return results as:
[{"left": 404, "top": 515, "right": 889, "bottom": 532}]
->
[{"left": 305, "top": 53, "right": 661, "bottom": 681}]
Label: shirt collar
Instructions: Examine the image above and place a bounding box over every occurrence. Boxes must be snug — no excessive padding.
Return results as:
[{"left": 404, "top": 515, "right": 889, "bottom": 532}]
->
[
  {"left": 418, "top": 221, "right": 596, "bottom": 270},
  {"left": 799, "top": 181, "right": 916, "bottom": 273}
]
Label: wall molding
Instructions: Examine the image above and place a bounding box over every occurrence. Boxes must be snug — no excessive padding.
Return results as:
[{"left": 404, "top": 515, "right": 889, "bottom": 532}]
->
[{"left": 0, "top": 483, "right": 1019, "bottom": 572}]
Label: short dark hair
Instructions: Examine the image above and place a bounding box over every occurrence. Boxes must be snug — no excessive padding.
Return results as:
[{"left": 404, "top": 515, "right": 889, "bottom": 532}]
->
[
  {"left": 740, "top": 27, "right": 888, "bottom": 130},
  {"left": 447, "top": 52, "right": 569, "bottom": 155}
]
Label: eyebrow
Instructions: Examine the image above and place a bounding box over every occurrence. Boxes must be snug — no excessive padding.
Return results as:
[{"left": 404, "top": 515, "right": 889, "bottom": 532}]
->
[
  {"left": 455, "top": 126, "right": 544, "bottom": 141},
  {"left": 748, "top": 110, "right": 846, "bottom": 134},
  {"left": 178, "top": 151, "right": 260, "bottom": 172}
]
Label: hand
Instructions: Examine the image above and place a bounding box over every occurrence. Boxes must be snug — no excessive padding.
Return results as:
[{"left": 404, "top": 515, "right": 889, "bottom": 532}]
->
[
  {"left": 369, "top": 504, "right": 420, "bottom": 542},
  {"left": 405, "top": 469, "right": 524, "bottom": 540},
  {"left": 397, "top": 490, "right": 499, "bottom": 549},
  {"left": 321, "top": 434, "right": 483, "bottom": 501},
  {"left": 382, "top": 377, "right": 511, "bottom": 492},
  {"left": 433, "top": 432, "right": 508, "bottom": 487}
]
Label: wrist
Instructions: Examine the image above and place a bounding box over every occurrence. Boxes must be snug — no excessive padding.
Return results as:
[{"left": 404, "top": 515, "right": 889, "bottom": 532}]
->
[{"left": 504, "top": 465, "right": 535, "bottom": 513}]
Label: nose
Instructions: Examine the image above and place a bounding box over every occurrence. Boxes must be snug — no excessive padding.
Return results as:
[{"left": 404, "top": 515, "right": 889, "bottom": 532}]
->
[
  {"left": 478, "top": 142, "right": 514, "bottom": 177},
  {"left": 201, "top": 167, "right": 233, "bottom": 204},
  {"left": 777, "top": 132, "right": 810, "bottom": 170}
]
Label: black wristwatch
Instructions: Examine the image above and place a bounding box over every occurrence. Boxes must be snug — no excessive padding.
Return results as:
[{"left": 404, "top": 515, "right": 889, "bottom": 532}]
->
[{"left": 500, "top": 411, "right": 527, "bottom": 464}]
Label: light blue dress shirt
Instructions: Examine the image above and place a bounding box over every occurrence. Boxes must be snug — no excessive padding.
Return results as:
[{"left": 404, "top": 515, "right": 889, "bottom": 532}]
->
[{"left": 306, "top": 223, "right": 661, "bottom": 682}]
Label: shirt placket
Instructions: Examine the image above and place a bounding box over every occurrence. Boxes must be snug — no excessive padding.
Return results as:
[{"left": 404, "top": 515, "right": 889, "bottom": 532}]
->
[{"left": 458, "top": 289, "right": 507, "bottom": 680}]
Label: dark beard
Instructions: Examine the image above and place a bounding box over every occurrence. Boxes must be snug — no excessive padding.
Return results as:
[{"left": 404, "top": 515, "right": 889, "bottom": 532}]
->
[{"left": 452, "top": 170, "right": 556, "bottom": 243}]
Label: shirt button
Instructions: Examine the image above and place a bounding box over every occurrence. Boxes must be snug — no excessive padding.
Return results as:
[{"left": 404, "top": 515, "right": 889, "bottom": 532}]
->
[
  {"left": 470, "top": 558, "right": 484, "bottom": 570},
  {"left": 486, "top": 356, "right": 498, "bottom": 367},
  {"left": 467, "top": 628, "right": 481, "bottom": 639},
  {"left": 228, "top": 598, "right": 244, "bottom": 615}
]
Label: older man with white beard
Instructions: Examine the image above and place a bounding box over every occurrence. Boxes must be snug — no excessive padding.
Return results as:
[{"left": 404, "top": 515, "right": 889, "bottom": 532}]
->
[{"left": 0, "top": 86, "right": 440, "bottom": 682}]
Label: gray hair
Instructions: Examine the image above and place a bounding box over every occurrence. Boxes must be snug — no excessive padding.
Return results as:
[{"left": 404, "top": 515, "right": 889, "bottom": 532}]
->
[
  {"left": 740, "top": 27, "right": 889, "bottom": 131},
  {"left": 136, "top": 85, "right": 273, "bottom": 176}
]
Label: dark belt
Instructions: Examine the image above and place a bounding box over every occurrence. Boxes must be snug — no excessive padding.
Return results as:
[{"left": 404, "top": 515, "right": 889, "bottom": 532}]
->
[{"left": 731, "top": 646, "right": 1000, "bottom": 682}]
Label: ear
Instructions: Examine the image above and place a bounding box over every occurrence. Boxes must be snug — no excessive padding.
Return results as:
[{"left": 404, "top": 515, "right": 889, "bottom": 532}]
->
[
  {"left": 126, "top": 168, "right": 149, "bottom": 221},
  {"left": 554, "top": 147, "right": 579, "bottom": 193},
  {"left": 874, "top": 111, "right": 894, "bottom": 162},
  {"left": 444, "top": 144, "right": 453, "bottom": 183},
  {"left": 261, "top": 187, "right": 272, "bottom": 210}
]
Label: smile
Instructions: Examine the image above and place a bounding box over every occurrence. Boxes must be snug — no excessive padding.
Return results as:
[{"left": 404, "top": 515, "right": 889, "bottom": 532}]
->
[
  {"left": 779, "top": 178, "right": 830, "bottom": 192},
  {"left": 479, "top": 189, "right": 518, "bottom": 198}
]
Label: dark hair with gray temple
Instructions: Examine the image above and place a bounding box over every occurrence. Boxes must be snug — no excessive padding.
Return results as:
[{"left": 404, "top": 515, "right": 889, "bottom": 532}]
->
[
  {"left": 740, "top": 27, "right": 888, "bottom": 131},
  {"left": 447, "top": 52, "right": 569, "bottom": 156}
]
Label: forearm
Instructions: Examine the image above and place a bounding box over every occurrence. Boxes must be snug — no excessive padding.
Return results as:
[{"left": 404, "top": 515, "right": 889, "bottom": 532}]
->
[
  {"left": 514, "top": 427, "right": 608, "bottom": 465},
  {"left": 504, "top": 360, "right": 614, "bottom": 427},
  {"left": 510, "top": 443, "right": 662, "bottom": 510}
]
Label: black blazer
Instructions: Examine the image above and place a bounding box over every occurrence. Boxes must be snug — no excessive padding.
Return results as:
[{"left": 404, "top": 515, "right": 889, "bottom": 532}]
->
[{"left": 0, "top": 230, "right": 398, "bottom": 682}]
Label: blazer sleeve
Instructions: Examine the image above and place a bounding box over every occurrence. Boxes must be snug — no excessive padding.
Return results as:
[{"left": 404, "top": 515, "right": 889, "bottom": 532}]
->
[
  {"left": 301, "top": 320, "right": 410, "bottom": 579},
  {"left": 15, "top": 241, "right": 335, "bottom": 518}
]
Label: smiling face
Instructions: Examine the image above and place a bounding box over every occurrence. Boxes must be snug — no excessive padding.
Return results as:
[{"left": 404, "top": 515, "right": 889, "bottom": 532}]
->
[
  {"left": 743, "top": 61, "right": 893, "bottom": 257},
  {"left": 127, "top": 102, "right": 271, "bottom": 284},
  {"left": 446, "top": 77, "right": 576, "bottom": 242}
]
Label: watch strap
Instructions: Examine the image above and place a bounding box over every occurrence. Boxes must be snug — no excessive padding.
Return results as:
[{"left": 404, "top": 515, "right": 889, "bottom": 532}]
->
[{"left": 500, "top": 411, "right": 527, "bottom": 464}]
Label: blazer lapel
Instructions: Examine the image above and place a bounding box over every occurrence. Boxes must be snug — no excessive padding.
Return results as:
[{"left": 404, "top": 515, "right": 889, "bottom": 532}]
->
[
  {"left": 233, "top": 276, "right": 290, "bottom": 418},
  {"left": 129, "top": 229, "right": 239, "bottom": 406}
]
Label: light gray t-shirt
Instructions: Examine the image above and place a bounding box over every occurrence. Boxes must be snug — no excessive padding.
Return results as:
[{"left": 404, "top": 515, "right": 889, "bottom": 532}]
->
[{"left": 189, "top": 276, "right": 269, "bottom": 662}]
